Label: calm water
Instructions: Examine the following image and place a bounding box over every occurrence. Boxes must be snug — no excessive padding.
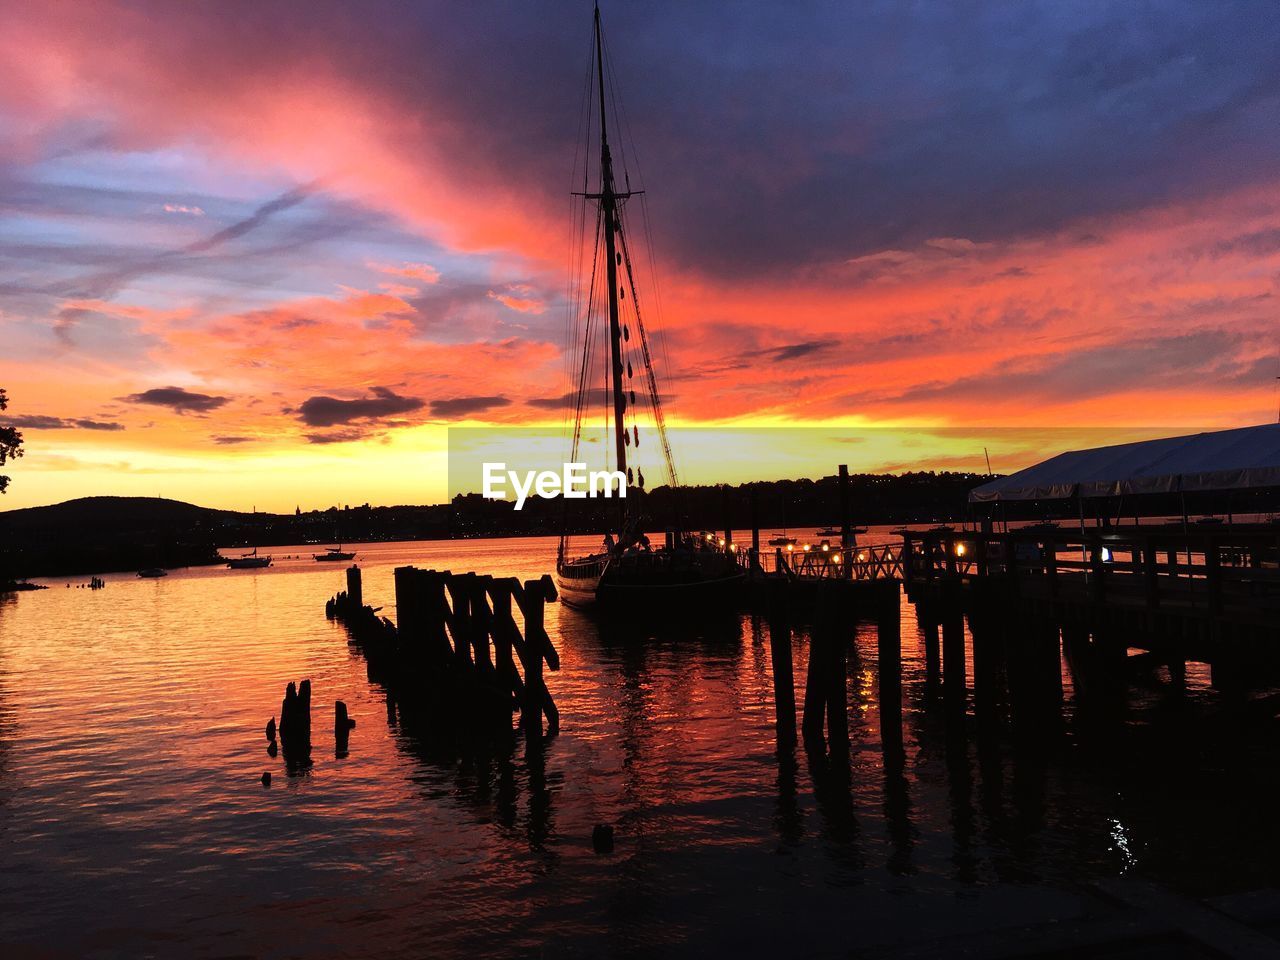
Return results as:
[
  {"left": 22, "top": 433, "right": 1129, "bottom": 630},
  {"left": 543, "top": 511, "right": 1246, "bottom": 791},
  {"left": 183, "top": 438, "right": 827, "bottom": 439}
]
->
[{"left": 3, "top": 532, "right": 1280, "bottom": 958}]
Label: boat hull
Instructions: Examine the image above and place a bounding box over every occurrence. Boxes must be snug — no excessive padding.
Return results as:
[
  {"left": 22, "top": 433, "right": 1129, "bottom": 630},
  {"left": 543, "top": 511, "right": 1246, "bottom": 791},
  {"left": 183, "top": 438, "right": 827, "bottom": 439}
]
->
[
  {"left": 556, "top": 551, "right": 746, "bottom": 613},
  {"left": 227, "top": 557, "right": 271, "bottom": 569}
]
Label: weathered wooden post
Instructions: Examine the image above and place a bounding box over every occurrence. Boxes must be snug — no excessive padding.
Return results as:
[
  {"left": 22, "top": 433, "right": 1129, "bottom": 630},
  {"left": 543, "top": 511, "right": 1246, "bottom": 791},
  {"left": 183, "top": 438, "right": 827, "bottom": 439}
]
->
[
  {"left": 767, "top": 580, "right": 796, "bottom": 746},
  {"left": 918, "top": 605, "right": 941, "bottom": 696},
  {"left": 802, "top": 627, "right": 827, "bottom": 749},
  {"left": 394, "top": 565, "right": 421, "bottom": 648},
  {"left": 1002, "top": 614, "right": 1060, "bottom": 736},
  {"left": 1036, "top": 622, "right": 1064, "bottom": 723},
  {"left": 1206, "top": 536, "right": 1223, "bottom": 616},
  {"left": 279, "top": 679, "right": 312, "bottom": 764},
  {"left": 1090, "top": 539, "right": 1106, "bottom": 604},
  {"left": 346, "top": 564, "right": 362, "bottom": 609},
  {"left": 900, "top": 532, "right": 914, "bottom": 599},
  {"left": 470, "top": 575, "right": 495, "bottom": 673},
  {"left": 521, "top": 578, "right": 546, "bottom": 739},
  {"left": 424, "top": 571, "right": 452, "bottom": 664},
  {"left": 941, "top": 590, "right": 966, "bottom": 720},
  {"left": 1045, "top": 537, "right": 1059, "bottom": 598},
  {"left": 823, "top": 588, "right": 850, "bottom": 756},
  {"left": 968, "top": 595, "right": 998, "bottom": 727},
  {"left": 448, "top": 573, "right": 475, "bottom": 671},
  {"left": 838, "top": 463, "right": 852, "bottom": 550},
  {"left": 1143, "top": 539, "right": 1160, "bottom": 608},
  {"left": 334, "top": 699, "right": 356, "bottom": 755},
  {"left": 721, "top": 484, "right": 733, "bottom": 550},
  {"left": 488, "top": 579, "right": 519, "bottom": 713},
  {"left": 876, "top": 582, "right": 903, "bottom": 762},
  {"left": 750, "top": 485, "right": 761, "bottom": 560}
]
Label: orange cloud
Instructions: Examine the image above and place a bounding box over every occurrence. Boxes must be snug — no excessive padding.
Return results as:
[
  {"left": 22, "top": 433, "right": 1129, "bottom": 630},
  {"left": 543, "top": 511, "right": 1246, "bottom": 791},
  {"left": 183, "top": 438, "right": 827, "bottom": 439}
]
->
[{"left": 368, "top": 260, "right": 441, "bottom": 284}]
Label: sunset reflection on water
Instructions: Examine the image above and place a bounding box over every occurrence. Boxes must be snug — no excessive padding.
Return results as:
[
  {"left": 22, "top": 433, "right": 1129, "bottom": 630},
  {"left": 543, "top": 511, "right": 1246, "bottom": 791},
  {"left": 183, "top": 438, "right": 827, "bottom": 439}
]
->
[{"left": 0, "top": 534, "right": 1276, "bottom": 957}]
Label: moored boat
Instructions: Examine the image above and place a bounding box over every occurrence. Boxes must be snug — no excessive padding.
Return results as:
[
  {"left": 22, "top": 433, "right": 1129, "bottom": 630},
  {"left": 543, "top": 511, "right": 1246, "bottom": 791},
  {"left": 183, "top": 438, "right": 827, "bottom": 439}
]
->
[
  {"left": 554, "top": 6, "right": 744, "bottom": 612},
  {"left": 227, "top": 547, "right": 272, "bottom": 569},
  {"left": 314, "top": 545, "right": 355, "bottom": 562}
]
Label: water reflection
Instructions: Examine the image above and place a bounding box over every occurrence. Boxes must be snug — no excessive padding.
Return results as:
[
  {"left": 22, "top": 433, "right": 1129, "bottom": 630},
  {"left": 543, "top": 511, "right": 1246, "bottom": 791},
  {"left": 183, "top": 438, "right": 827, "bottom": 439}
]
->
[{"left": 2, "top": 537, "right": 1279, "bottom": 955}]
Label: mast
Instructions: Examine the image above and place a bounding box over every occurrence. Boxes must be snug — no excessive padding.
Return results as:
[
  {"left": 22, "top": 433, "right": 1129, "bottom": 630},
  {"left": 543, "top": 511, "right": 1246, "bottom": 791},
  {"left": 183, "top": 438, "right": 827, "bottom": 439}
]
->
[{"left": 595, "top": 3, "right": 628, "bottom": 520}]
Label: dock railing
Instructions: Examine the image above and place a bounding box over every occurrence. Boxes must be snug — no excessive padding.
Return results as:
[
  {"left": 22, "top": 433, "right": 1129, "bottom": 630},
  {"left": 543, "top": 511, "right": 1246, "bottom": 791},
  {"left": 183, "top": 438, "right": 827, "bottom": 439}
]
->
[
  {"left": 902, "top": 523, "right": 1280, "bottom": 622},
  {"left": 731, "top": 539, "right": 904, "bottom": 582}
]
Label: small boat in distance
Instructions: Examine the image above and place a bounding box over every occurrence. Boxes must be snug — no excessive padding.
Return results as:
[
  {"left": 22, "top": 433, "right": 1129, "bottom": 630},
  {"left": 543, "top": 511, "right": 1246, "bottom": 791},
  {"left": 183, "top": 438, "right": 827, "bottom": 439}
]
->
[
  {"left": 767, "top": 535, "right": 797, "bottom": 547},
  {"left": 314, "top": 545, "right": 355, "bottom": 562},
  {"left": 815, "top": 526, "right": 866, "bottom": 537},
  {"left": 227, "top": 547, "right": 271, "bottom": 569},
  {"left": 137, "top": 568, "right": 167, "bottom": 578}
]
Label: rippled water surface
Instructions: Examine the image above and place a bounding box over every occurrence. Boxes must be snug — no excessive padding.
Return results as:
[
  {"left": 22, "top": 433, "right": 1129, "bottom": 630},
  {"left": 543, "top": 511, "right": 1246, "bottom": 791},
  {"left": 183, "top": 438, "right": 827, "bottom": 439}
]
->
[{"left": 3, "top": 534, "right": 1280, "bottom": 958}]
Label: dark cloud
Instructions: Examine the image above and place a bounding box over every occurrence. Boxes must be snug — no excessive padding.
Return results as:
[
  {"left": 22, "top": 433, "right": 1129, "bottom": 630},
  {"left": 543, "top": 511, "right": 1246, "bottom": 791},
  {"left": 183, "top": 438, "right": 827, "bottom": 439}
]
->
[
  {"left": 748, "top": 340, "right": 841, "bottom": 363},
  {"left": 297, "top": 387, "right": 424, "bottom": 427},
  {"left": 121, "top": 386, "right": 230, "bottom": 413},
  {"left": 844, "top": 329, "right": 1265, "bottom": 410},
  {"left": 9, "top": 1, "right": 1280, "bottom": 290},
  {"left": 527, "top": 388, "right": 662, "bottom": 412},
  {"left": 429, "top": 396, "right": 512, "bottom": 418},
  {"left": 7, "top": 414, "right": 125, "bottom": 431},
  {"left": 251, "top": 0, "right": 1280, "bottom": 277},
  {"left": 76, "top": 419, "right": 126, "bottom": 431},
  {"left": 211, "top": 435, "right": 254, "bottom": 445},
  {"left": 526, "top": 391, "right": 577, "bottom": 411},
  {"left": 305, "top": 428, "right": 374, "bottom": 445}
]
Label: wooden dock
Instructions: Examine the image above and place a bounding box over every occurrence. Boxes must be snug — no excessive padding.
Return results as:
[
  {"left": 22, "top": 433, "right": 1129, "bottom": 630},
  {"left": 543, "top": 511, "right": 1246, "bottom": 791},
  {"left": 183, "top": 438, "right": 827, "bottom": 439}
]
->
[
  {"left": 902, "top": 523, "right": 1280, "bottom": 689},
  {"left": 326, "top": 564, "right": 560, "bottom": 741}
]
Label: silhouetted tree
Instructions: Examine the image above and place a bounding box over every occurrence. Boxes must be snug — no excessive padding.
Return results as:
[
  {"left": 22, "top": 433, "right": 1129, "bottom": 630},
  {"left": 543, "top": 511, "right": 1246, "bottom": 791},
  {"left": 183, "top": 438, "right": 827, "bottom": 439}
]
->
[{"left": 0, "top": 388, "right": 23, "bottom": 494}]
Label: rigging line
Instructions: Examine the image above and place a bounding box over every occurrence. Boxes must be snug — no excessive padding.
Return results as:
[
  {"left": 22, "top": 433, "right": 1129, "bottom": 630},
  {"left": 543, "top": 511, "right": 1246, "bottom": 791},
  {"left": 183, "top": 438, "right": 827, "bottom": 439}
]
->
[
  {"left": 606, "top": 30, "right": 647, "bottom": 195},
  {"left": 599, "top": 17, "right": 672, "bottom": 398},
  {"left": 561, "top": 201, "right": 601, "bottom": 563},
  {"left": 599, "top": 18, "right": 636, "bottom": 190},
  {"left": 638, "top": 194, "right": 675, "bottom": 383},
  {"left": 565, "top": 193, "right": 588, "bottom": 433},
  {"left": 617, "top": 213, "right": 679, "bottom": 487},
  {"left": 565, "top": 16, "right": 600, "bottom": 442},
  {"left": 570, "top": 208, "right": 604, "bottom": 464},
  {"left": 563, "top": 43, "right": 595, "bottom": 434}
]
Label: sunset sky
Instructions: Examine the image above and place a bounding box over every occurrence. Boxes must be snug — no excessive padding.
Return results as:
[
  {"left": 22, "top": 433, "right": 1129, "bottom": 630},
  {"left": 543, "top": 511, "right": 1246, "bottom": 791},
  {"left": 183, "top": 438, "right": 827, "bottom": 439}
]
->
[{"left": 3, "top": 0, "right": 1280, "bottom": 511}]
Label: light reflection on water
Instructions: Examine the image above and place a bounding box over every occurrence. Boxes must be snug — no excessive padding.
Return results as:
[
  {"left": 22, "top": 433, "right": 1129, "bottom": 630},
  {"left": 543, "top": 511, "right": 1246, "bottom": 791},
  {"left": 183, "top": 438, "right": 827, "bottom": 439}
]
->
[{"left": 1, "top": 534, "right": 1279, "bottom": 957}]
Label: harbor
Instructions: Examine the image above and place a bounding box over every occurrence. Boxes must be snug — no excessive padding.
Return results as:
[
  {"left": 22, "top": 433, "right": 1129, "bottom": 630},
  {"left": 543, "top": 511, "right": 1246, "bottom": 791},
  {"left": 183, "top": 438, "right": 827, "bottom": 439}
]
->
[
  {"left": 4, "top": 0, "right": 1280, "bottom": 956},
  {"left": 7, "top": 533, "right": 1280, "bottom": 956}
]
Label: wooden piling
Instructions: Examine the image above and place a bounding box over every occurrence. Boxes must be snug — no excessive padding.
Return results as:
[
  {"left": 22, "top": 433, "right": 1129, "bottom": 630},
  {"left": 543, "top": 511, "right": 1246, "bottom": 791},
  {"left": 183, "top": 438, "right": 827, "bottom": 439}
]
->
[
  {"left": 920, "top": 608, "right": 941, "bottom": 696},
  {"left": 750, "top": 486, "right": 761, "bottom": 560},
  {"left": 824, "top": 597, "right": 850, "bottom": 756},
  {"left": 766, "top": 581, "right": 796, "bottom": 745},
  {"left": 329, "top": 566, "right": 560, "bottom": 745},
  {"left": 941, "top": 597, "right": 966, "bottom": 718},
  {"left": 345, "top": 564, "right": 362, "bottom": 608},
  {"left": 278, "top": 679, "right": 312, "bottom": 763},
  {"left": 802, "top": 624, "right": 827, "bottom": 749},
  {"left": 838, "top": 463, "right": 852, "bottom": 550},
  {"left": 876, "top": 582, "right": 903, "bottom": 762}
]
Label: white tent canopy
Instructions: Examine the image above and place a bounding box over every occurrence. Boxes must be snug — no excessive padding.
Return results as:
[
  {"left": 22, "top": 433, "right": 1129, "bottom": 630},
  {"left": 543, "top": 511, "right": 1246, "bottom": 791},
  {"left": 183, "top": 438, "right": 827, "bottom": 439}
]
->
[{"left": 969, "top": 423, "right": 1280, "bottom": 503}]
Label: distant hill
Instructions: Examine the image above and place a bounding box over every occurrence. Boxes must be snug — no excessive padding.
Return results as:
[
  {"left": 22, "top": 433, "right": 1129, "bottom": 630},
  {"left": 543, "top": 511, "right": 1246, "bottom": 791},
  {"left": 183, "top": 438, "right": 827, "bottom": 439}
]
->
[
  {"left": 0, "top": 472, "right": 997, "bottom": 581},
  {"left": 0, "top": 496, "right": 248, "bottom": 535},
  {"left": 0, "top": 496, "right": 244, "bottom": 580}
]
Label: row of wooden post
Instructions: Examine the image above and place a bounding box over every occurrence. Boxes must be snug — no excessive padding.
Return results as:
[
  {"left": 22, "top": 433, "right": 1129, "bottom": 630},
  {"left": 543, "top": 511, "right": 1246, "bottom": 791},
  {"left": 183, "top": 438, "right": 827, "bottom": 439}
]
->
[
  {"left": 765, "top": 578, "right": 903, "bottom": 762},
  {"left": 327, "top": 564, "right": 560, "bottom": 740},
  {"left": 761, "top": 575, "right": 1079, "bottom": 761}
]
